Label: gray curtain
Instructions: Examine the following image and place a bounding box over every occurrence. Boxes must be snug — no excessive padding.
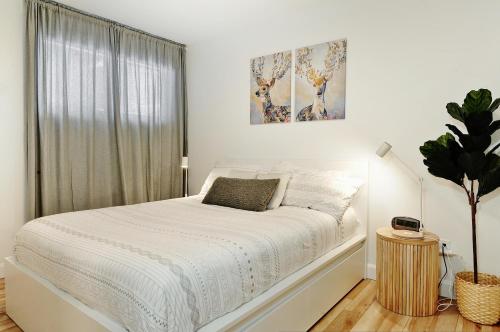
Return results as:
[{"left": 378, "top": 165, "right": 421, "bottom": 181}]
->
[{"left": 26, "top": 0, "right": 186, "bottom": 219}]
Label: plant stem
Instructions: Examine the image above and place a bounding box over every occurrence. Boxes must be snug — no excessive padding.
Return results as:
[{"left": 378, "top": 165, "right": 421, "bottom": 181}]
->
[
  {"left": 461, "top": 183, "right": 470, "bottom": 199},
  {"left": 470, "top": 181, "right": 478, "bottom": 284}
]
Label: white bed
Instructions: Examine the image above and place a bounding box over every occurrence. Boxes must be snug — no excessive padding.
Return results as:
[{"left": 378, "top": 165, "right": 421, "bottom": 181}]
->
[{"left": 5, "top": 159, "right": 368, "bottom": 332}]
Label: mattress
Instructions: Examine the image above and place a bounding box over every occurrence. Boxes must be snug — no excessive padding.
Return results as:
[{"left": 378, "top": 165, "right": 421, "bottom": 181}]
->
[{"left": 14, "top": 196, "right": 358, "bottom": 332}]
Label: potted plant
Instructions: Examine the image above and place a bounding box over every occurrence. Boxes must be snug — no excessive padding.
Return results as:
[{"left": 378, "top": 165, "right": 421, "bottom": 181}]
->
[{"left": 420, "top": 89, "right": 500, "bottom": 325}]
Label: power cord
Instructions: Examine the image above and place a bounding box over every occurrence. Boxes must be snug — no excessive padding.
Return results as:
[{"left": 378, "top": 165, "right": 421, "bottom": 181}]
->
[
  {"left": 437, "top": 243, "right": 455, "bottom": 311},
  {"left": 438, "top": 243, "right": 447, "bottom": 288}
]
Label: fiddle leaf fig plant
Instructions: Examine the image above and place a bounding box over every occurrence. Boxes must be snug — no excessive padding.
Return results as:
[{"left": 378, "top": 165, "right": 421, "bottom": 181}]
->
[{"left": 420, "top": 89, "right": 500, "bottom": 284}]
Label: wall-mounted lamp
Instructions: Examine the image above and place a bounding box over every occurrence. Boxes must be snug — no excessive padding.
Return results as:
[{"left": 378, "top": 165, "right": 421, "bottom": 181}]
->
[
  {"left": 181, "top": 156, "right": 189, "bottom": 197},
  {"left": 376, "top": 142, "right": 424, "bottom": 228}
]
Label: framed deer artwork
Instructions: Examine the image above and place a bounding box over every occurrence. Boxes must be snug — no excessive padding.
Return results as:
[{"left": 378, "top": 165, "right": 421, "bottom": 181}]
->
[
  {"left": 295, "top": 39, "right": 347, "bottom": 121},
  {"left": 250, "top": 51, "right": 292, "bottom": 124}
]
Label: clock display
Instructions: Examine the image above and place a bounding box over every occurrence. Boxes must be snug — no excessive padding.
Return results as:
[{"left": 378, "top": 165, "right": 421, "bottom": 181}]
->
[{"left": 392, "top": 217, "right": 420, "bottom": 232}]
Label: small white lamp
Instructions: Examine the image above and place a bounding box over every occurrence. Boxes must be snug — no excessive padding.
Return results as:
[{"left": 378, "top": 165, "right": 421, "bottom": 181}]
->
[
  {"left": 181, "top": 156, "right": 188, "bottom": 197},
  {"left": 376, "top": 142, "right": 424, "bottom": 235},
  {"left": 376, "top": 142, "right": 393, "bottom": 158}
]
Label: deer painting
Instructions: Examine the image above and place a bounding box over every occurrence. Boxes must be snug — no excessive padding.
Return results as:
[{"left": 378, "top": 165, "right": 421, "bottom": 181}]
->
[
  {"left": 250, "top": 51, "right": 291, "bottom": 124},
  {"left": 295, "top": 39, "right": 347, "bottom": 121}
]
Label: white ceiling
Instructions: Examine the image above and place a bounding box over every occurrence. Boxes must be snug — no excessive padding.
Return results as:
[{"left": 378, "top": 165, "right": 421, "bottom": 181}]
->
[{"left": 58, "top": 0, "right": 308, "bottom": 45}]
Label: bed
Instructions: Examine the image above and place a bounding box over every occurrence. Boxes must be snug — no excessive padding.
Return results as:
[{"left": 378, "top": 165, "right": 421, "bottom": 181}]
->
[{"left": 5, "top": 159, "right": 368, "bottom": 332}]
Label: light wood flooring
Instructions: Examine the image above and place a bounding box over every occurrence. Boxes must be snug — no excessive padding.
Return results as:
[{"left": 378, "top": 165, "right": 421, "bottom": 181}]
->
[
  {"left": 0, "top": 278, "right": 498, "bottom": 331},
  {"left": 310, "top": 279, "right": 500, "bottom": 332},
  {"left": 0, "top": 279, "right": 21, "bottom": 332}
]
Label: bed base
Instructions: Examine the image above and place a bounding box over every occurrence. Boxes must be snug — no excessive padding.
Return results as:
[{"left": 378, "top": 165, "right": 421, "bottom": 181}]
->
[{"left": 5, "top": 235, "right": 366, "bottom": 332}]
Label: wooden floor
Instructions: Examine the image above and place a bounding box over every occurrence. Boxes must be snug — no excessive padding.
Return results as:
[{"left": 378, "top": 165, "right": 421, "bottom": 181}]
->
[
  {"left": 0, "top": 278, "right": 498, "bottom": 332},
  {"left": 311, "top": 279, "right": 500, "bottom": 332},
  {"left": 0, "top": 279, "right": 21, "bottom": 332}
]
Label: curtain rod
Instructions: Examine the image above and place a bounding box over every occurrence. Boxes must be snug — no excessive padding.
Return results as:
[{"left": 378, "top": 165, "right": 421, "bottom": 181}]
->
[{"left": 29, "top": 0, "right": 186, "bottom": 48}]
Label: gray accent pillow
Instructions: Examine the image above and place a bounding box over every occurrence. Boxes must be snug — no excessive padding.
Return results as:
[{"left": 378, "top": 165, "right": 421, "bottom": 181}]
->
[{"left": 202, "top": 177, "right": 280, "bottom": 212}]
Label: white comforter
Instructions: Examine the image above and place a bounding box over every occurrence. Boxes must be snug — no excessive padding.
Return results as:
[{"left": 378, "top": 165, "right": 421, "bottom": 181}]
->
[{"left": 14, "top": 196, "right": 351, "bottom": 332}]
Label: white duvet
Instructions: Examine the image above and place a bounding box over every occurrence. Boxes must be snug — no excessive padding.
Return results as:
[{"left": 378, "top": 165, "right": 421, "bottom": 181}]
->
[{"left": 14, "top": 196, "right": 354, "bottom": 332}]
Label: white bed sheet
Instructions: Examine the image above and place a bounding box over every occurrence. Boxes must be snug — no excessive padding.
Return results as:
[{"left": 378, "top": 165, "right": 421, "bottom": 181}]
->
[{"left": 14, "top": 196, "right": 357, "bottom": 332}]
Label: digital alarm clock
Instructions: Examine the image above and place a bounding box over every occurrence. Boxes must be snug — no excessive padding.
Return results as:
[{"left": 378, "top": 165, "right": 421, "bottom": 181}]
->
[
  {"left": 391, "top": 217, "right": 424, "bottom": 239},
  {"left": 391, "top": 216, "right": 421, "bottom": 232}
]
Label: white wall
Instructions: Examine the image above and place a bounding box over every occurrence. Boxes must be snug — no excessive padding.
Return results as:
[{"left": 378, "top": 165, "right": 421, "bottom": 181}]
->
[
  {"left": 0, "top": 0, "right": 498, "bottom": 295},
  {"left": 187, "top": 0, "right": 500, "bottom": 292},
  {"left": 0, "top": 0, "right": 25, "bottom": 277}
]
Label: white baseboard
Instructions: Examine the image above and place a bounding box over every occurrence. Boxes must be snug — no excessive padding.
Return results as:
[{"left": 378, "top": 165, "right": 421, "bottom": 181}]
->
[
  {"left": 366, "top": 263, "right": 376, "bottom": 280},
  {"left": 0, "top": 262, "right": 4, "bottom": 278}
]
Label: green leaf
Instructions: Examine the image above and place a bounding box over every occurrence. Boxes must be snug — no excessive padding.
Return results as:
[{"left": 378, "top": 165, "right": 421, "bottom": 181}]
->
[
  {"left": 437, "top": 132, "right": 455, "bottom": 146},
  {"left": 488, "top": 98, "right": 500, "bottom": 112},
  {"left": 447, "top": 124, "right": 491, "bottom": 152},
  {"left": 420, "top": 133, "right": 464, "bottom": 185},
  {"left": 489, "top": 142, "right": 500, "bottom": 155},
  {"left": 457, "top": 151, "right": 486, "bottom": 180},
  {"left": 445, "top": 124, "right": 465, "bottom": 139},
  {"left": 446, "top": 103, "right": 464, "bottom": 122},
  {"left": 463, "top": 89, "right": 492, "bottom": 115},
  {"left": 489, "top": 120, "right": 500, "bottom": 135},
  {"left": 478, "top": 153, "right": 500, "bottom": 197},
  {"left": 464, "top": 111, "right": 493, "bottom": 135},
  {"left": 466, "top": 135, "right": 490, "bottom": 153}
]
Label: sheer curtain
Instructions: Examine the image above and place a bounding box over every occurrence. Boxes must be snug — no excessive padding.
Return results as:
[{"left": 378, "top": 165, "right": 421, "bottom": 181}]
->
[{"left": 26, "top": 0, "right": 186, "bottom": 218}]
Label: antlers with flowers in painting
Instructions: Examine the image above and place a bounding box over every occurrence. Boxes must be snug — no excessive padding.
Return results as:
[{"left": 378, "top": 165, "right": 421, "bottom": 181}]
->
[
  {"left": 251, "top": 53, "right": 291, "bottom": 123},
  {"left": 295, "top": 40, "right": 346, "bottom": 121}
]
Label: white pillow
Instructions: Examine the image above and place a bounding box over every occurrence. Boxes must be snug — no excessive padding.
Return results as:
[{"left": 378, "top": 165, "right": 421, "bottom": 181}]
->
[
  {"left": 341, "top": 207, "right": 357, "bottom": 225},
  {"left": 275, "top": 165, "right": 364, "bottom": 220},
  {"left": 199, "top": 168, "right": 257, "bottom": 195},
  {"left": 272, "top": 161, "right": 347, "bottom": 178},
  {"left": 256, "top": 172, "right": 291, "bottom": 209},
  {"left": 340, "top": 207, "right": 360, "bottom": 239},
  {"left": 215, "top": 160, "right": 268, "bottom": 172}
]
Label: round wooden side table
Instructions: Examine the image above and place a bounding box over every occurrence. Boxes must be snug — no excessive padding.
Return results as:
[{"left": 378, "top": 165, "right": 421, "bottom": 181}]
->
[{"left": 376, "top": 227, "right": 440, "bottom": 316}]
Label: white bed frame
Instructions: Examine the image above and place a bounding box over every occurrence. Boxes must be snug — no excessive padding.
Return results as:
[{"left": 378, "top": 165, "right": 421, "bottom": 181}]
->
[{"left": 5, "top": 159, "right": 369, "bottom": 332}]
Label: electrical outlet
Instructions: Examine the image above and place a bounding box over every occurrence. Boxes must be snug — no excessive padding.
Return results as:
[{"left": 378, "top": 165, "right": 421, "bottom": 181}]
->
[
  {"left": 440, "top": 239, "right": 453, "bottom": 254},
  {"left": 440, "top": 238, "right": 450, "bottom": 247}
]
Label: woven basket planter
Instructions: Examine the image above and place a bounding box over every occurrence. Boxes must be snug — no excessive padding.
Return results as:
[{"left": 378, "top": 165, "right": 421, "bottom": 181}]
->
[{"left": 455, "top": 272, "right": 500, "bottom": 325}]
